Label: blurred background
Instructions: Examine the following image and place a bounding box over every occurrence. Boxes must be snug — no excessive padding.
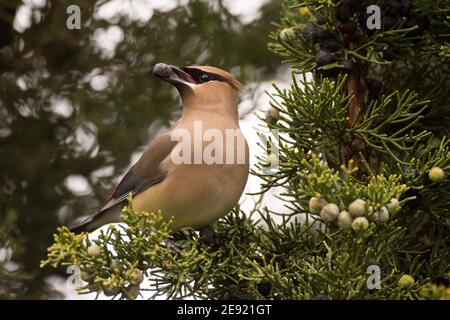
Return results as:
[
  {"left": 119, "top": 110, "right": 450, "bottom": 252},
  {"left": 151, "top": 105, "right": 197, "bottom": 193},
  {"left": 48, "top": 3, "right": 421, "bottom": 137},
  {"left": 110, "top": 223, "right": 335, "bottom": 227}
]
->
[{"left": 0, "top": 0, "right": 285, "bottom": 299}]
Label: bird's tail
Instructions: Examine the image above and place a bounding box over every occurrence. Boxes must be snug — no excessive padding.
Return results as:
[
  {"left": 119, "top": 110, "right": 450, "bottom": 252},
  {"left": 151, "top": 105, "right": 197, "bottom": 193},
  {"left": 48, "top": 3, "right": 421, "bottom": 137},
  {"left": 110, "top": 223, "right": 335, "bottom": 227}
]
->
[
  {"left": 67, "top": 206, "right": 120, "bottom": 234},
  {"left": 67, "top": 215, "right": 98, "bottom": 234}
]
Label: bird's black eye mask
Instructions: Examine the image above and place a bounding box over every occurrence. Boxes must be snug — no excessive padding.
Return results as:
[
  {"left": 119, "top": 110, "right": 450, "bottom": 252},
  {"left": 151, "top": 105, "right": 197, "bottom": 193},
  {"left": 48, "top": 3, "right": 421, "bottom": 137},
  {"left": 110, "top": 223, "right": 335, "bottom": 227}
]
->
[{"left": 181, "top": 67, "right": 226, "bottom": 85}]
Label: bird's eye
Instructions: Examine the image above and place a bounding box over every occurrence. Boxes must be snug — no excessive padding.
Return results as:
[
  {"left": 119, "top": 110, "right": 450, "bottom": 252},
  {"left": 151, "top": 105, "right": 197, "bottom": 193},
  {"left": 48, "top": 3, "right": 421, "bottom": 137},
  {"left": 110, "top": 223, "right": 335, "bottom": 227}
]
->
[{"left": 200, "top": 74, "right": 210, "bottom": 82}]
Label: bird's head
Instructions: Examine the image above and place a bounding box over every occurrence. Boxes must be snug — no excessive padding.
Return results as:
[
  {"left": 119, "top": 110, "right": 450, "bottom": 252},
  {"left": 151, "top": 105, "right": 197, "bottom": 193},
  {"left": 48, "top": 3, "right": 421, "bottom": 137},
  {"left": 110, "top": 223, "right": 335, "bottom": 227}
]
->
[{"left": 153, "top": 63, "right": 243, "bottom": 113}]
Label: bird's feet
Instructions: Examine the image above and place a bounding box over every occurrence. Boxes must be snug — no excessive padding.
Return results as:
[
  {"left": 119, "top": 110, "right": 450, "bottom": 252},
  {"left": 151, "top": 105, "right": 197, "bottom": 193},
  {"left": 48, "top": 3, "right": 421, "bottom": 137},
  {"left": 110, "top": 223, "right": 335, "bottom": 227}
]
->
[
  {"left": 163, "top": 239, "right": 182, "bottom": 254},
  {"left": 199, "top": 226, "right": 225, "bottom": 250}
]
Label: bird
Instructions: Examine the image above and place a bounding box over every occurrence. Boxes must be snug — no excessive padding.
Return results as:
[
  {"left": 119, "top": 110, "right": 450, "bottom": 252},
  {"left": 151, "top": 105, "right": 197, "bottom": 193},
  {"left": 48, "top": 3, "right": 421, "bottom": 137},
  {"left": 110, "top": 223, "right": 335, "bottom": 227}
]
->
[{"left": 69, "top": 63, "right": 249, "bottom": 233}]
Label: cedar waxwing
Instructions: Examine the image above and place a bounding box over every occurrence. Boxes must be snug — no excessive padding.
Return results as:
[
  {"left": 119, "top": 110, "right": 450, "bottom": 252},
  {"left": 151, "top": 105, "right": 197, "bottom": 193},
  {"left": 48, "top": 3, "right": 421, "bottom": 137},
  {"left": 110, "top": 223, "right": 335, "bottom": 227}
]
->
[{"left": 69, "top": 63, "right": 249, "bottom": 233}]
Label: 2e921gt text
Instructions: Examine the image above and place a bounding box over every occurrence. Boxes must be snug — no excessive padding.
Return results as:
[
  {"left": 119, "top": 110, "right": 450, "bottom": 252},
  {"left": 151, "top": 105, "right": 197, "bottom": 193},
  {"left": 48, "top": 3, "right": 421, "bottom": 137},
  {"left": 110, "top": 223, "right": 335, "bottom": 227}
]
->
[{"left": 220, "top": 304, "right": 272, "bottom": 315}]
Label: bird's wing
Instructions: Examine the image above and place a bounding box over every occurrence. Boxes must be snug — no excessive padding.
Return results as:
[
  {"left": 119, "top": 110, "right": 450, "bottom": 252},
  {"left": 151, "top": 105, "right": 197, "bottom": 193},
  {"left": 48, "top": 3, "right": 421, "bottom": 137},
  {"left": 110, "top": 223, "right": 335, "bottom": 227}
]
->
[
  {"left": 100, "top": 132, "right": 178, "bottom": 212},
  {"left": 68, "top": 132, "right": 177, "bottom": 233},
  {"left": 98, "top": 170, "right": 158, "bottom": 213}
]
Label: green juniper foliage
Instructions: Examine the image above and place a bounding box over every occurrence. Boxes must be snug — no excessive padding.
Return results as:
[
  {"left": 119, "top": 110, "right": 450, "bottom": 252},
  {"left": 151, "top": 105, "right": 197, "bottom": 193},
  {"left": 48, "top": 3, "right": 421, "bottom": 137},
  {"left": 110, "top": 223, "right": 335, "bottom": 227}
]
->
[{"left": 42, "top": 0, "right": 449, "bottom": 299}]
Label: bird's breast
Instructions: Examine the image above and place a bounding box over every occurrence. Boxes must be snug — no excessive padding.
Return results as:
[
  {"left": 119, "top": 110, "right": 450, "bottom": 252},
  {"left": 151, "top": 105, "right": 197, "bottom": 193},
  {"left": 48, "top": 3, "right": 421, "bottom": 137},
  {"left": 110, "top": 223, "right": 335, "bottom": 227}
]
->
[{"left": 132, "top": 111, "right": 249, "bottom": 230}]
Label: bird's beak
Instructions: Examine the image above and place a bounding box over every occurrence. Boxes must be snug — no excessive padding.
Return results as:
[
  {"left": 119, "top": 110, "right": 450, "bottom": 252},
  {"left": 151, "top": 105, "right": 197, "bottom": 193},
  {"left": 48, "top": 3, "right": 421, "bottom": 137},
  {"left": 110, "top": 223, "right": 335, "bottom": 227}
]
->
[{"left": 153, "top": 63, "right": 196, "bottom": 86}]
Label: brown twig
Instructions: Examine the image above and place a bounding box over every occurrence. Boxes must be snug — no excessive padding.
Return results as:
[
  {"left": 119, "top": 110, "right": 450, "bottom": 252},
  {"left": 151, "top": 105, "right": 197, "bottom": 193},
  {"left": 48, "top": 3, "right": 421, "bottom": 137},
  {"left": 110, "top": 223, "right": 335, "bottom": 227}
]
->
[{"left": 345, "top": 42, "right": 368, "bottom": 179}]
